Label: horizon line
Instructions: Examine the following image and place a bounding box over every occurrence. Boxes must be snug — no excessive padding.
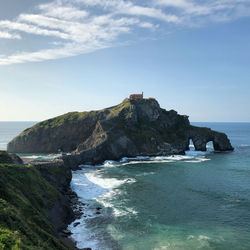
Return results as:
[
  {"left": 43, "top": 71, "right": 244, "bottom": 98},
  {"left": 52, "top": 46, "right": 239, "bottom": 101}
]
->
[{"left": 0, "top": 121, "right": 250, "bottom": 123}]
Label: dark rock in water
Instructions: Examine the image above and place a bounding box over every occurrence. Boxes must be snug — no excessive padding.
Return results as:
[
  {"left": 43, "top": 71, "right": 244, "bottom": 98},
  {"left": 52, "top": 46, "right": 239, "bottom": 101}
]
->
[
  {"left": 73, "top": 222, "right": 80, "bottom": 227},
  {"left": 96, "top": 211, "right": 101, "bottom": 215},
  {"left": 96, "top": 207, "right": 102, "bottom": 210},
  {"left": 7, "top": 98, "right": 234, "bottom": 168},
  {"left": 62, "top": 229, "right": 72, "bottom": 235},
  {"left": 83, "top": 248, "right": 92, "bottom": 250}
]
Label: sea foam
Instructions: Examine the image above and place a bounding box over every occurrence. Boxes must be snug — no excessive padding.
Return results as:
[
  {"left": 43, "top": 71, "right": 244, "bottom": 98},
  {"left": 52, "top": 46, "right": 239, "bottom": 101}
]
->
[
  {"left": 68, "top": 168, "right": 137, "bottom": 249},
  {"left": 68, "top": 149, "right": 211, "bottom": 248}
]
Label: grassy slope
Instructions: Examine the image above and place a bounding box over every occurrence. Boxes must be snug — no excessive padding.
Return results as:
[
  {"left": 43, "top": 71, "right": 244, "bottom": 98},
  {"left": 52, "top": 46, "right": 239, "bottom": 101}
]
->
[
  {"left": 21, "top": 110, "right": 100, "bottom": 135},
  {"left": 0, "top": 164, "right": 68, "bottom": 250},
  {"left": 19, "top": 99, "right": 131, "bottom": 136}
]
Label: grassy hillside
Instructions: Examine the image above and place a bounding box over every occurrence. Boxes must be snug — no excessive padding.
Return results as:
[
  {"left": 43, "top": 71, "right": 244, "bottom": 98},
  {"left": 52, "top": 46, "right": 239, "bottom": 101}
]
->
[
  {"left": 21, "top": 110, "right": 100, "bottom": 134},
  {"left": 0, "top": 163, "right": 69, "bottom": 249},
  {"left": 0, "top": 151, "right": 14, "bottom": 164}
]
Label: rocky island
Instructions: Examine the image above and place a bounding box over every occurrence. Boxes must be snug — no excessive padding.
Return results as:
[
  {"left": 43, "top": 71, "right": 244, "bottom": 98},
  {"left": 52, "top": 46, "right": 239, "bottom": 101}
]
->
[
  {"left": 7, "top": 97, "right": 234, "bottom": 168},
  {"left": 2, "top": 97, "right": 235, "bottom": 249}
]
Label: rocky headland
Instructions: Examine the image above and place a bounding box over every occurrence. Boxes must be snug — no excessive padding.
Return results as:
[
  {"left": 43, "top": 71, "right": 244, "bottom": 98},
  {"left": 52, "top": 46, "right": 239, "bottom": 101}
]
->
[
  {"left": 7, "top": 98, "right": 233, "bottom": 169},
  {"left": 2, "top": 99, "right": 234, "bottom": 248},
  {"left": 0, "top": 151, "right": 77, "bottom": 249}
]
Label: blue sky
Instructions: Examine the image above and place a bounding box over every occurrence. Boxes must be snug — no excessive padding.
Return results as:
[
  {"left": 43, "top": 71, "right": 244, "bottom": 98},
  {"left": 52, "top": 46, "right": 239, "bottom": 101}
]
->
[{"left": 0, "top": 0, "right": 250, "bottom": 122}]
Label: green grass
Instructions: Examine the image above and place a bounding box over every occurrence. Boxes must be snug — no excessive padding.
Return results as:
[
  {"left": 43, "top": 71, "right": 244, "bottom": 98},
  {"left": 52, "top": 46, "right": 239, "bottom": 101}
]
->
[
  {"left": 0, "top": 164, "right": 68, "bottom": 249},
  {"left": 19, "top": 99, "right": 137, "bottom": 136},
  {"left": 108, "top": 99, "right": 131, "bottom": 117},
  {"left": 21, "top": 110, "right": 100, "bottom": 134}
]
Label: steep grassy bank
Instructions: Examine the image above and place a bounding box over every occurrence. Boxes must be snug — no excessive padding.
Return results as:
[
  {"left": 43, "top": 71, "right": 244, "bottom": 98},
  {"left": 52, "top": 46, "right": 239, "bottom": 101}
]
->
[{"left": 0, "top": 162, "right": 72, "bottom": 249}]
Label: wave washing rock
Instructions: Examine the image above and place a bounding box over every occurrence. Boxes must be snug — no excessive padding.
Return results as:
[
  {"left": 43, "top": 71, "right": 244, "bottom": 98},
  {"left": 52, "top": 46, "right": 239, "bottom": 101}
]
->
[{"left": 7, "top": 98, "right": 233, "bottom": 167}]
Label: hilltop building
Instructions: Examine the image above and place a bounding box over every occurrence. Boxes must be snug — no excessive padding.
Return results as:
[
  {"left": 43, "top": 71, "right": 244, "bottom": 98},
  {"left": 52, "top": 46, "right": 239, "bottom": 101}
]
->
[
  {"left": 129, "top": 92, "right": 156, "bottom": 100},
  {"left": 129, "top": 92, "right": 143, "bottom": 100}
]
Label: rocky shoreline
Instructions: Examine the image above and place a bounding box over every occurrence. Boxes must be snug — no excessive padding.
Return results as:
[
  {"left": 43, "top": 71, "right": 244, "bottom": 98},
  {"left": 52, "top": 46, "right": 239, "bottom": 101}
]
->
[
  {"left": 0, "top": 151, "right": 84, "bottom": 249},
  {"left": 31, "top": 160, "right": 81, "bottom": 249}
]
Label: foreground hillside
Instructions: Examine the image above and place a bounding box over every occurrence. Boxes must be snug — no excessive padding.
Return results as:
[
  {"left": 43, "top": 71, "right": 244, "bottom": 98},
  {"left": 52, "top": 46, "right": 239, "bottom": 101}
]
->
[
  {"left": 8, "top": 98, "right": 233, "bottom": 166},
  {"left": 0, "top": 152, "right": 73, "bottom": 249}
]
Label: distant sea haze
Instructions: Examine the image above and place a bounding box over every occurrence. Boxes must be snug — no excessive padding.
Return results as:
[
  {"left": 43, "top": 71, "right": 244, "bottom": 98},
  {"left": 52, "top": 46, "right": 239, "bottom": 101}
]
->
[{"left": 1, "top": 122, "right": 250, "bottom": 249}]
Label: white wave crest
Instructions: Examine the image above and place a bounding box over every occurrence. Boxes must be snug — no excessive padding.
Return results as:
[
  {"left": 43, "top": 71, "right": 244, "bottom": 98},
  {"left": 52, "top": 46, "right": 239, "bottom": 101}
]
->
[
  {"left": 68, "top": 168, "right": 137, "bottom": 249},
  {"left": 99, "top": 151, "right": 211, "bottom": 167},
  {"left": 18, "top": 153, "right": 61, "bottom": 162}
]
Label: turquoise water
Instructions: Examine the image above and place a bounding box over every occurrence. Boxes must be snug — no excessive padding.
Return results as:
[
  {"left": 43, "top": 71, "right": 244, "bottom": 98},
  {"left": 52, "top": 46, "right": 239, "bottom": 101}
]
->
[
  {"left": 1, "top": 122, "right": 250, "bottom": 249},
  {"left": 69, "top": 123, "right": 250, "bottom": 250}
]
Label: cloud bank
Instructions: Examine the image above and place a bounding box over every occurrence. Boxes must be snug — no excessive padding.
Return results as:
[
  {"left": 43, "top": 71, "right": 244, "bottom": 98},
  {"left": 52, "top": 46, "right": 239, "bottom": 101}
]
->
[{"left": 0, "top": 0, "right": 250, "bottom": 65}]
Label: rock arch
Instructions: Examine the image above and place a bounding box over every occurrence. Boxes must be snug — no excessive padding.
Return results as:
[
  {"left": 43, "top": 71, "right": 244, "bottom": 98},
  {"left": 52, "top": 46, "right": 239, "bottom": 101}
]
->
[{"left": 189, "top": 126, "right": 234, "bottom": 152}]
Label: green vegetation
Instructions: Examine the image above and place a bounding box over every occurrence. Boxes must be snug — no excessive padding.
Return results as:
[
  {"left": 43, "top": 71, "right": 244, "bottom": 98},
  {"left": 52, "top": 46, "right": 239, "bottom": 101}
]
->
[
  {"left": 22, "top": 111, "right": 89, "bottom": 133},
  {"left": 108, "top": 99, "right": 131, "bottom": 117},
  {"left": 0, "top": 151, "right": 13, "bottom": 164},
  {"left": 0, "top": 164, "right": 68, "bottom": 249},
  {"left": 21, "top": 110, "right": 103, "bottom": 135}
]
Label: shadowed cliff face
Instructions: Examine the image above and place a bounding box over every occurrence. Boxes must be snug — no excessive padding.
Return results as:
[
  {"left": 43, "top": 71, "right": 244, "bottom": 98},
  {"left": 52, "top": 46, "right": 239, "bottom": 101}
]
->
[{"left": 7, "top": 99, "right": 233, "bottom": 166}]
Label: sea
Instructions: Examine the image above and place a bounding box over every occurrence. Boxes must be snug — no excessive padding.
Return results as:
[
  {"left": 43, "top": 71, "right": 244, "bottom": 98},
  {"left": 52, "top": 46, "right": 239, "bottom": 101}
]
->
[{"left": 1, "top": 122, "right": 250, "bottom": 250}]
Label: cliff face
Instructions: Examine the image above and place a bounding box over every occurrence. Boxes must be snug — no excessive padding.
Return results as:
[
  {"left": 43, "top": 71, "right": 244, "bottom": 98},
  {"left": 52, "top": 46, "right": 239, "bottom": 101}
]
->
[
  {"left": 0, "top": 152, "right": 75, "bottom": 249},
  {"left": 7, "top": 99, "right": 233, "bottom": 166}
]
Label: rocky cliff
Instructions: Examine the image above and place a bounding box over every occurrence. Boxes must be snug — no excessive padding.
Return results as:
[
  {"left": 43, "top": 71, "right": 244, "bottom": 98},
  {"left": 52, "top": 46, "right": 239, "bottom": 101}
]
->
[
  {"left": 0, "top": 153, "right": 75, "bottom": 249},
  {"left": 7, "top": 98, "right": 233, "bottom": 167},
  {"left": 0, "top": 150, "right": 23, "bottom": 164}
]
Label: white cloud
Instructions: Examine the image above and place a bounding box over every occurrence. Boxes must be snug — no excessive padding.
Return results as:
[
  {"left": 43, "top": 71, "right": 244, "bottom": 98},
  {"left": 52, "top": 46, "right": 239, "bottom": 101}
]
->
[
  {"left": 0, "top": 31, "right": 21, "bottom": 39},
  {"left": 138, "top": 22, "right": 159, "bottom": 30},
  {"left": 0, "top": 20, "right": 70, "bottom": 39},
  {"left": 155, "top": 0, "right": 211, "bottom": 15},
  {"left": 156, "top": 0, "right": 250, "bottom": 19},
  {"left": 77, "top": 0, "right": 180, "bottom": 23},
  {"left": 39, "top": 3, "right": 89, "bottom": 20},
  {"left": 0, "top": 0, "right": 250, "bottom": 65},
  {"left": 0, "top": 42, "right": 109, "bottom": 65}
]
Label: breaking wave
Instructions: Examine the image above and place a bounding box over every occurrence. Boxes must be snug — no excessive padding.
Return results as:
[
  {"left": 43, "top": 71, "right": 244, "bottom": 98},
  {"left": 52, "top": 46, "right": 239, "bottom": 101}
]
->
[{"left": 69, "top": 149, "right": 212, "bottom": 249}]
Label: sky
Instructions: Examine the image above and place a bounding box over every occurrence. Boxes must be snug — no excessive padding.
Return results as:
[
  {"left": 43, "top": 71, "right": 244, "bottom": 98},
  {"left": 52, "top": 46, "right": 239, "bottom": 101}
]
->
[{"left": 0, "top": 0, "right": 250, "bottom": 122}]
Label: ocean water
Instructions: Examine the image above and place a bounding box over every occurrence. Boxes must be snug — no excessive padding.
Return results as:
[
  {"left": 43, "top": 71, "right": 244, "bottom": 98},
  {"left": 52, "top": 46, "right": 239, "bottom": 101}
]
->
[
  {"left": 0, "top": 122, "right": 61, "bottom": 161},
  {"left": 0, "top": 122, "right": 36, "bottom": 151},
  {"left": 68, "top": 122, "right": 250, "bottom": 250},
  {"left": 1, "top": 122, "right": 250, "bottom": 249}
]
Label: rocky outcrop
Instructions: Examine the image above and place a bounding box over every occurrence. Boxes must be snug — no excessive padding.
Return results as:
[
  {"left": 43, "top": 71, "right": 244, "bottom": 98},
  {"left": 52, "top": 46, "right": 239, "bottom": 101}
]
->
[
  {"left": 189, "top": 126, "right": 234, "bottom": 152},
  {"left": 0, "top": 150, "right": 23, "bottom": 164},
  {"left": 32, "top": 160, "right": 76, "bottom": 238},
  {"left": 7, "top": 98, "right": 233, "bottom": 167}
]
